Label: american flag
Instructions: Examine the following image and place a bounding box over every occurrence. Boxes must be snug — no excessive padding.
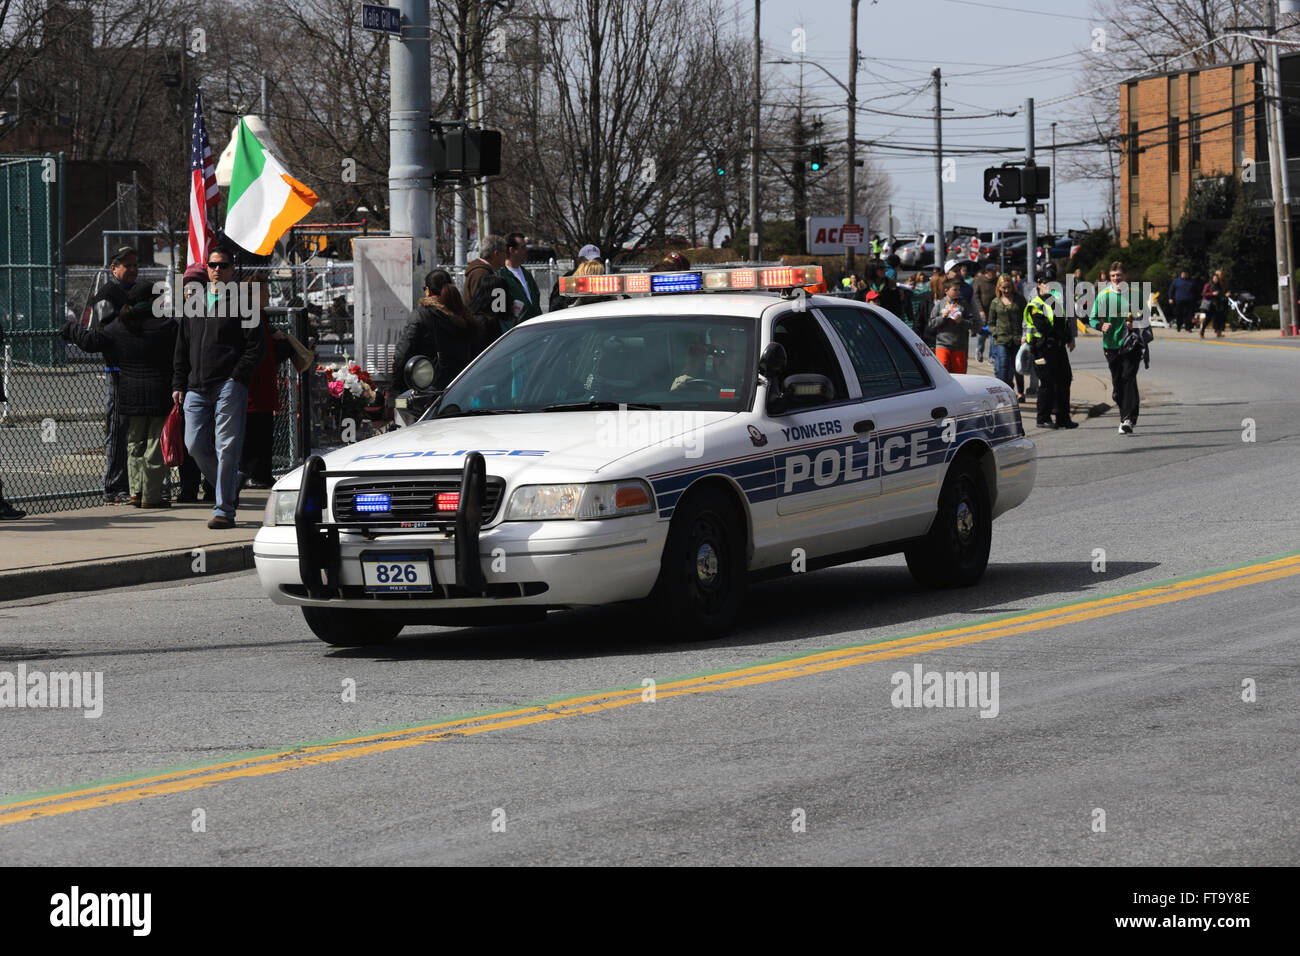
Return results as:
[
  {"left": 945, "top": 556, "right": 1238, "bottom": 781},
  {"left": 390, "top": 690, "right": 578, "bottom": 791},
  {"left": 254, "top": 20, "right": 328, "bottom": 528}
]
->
[{"left": 187, "top": 87, "right": 218, "bottom": 267}]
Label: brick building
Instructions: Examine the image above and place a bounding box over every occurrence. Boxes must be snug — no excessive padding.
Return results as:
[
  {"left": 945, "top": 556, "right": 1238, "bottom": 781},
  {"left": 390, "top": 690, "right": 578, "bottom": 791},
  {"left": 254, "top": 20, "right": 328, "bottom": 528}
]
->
[{"left": 1118, "top": 54, "right": 1300, "bottom": 238}]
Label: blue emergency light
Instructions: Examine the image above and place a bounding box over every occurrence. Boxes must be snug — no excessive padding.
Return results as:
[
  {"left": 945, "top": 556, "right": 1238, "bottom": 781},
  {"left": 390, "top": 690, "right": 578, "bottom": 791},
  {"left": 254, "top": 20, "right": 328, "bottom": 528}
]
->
[
  {"left": 355, "top": 493, "right": 392, "bottom": 513},
  {"left": 651, "top": 272, "right": 703, "bottom": 293}
]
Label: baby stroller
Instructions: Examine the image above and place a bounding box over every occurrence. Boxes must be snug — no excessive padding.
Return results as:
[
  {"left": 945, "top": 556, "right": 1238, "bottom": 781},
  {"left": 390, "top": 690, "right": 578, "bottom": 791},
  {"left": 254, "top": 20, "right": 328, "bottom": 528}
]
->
[{"left": 1227, "top": 292, "right": 1259, "bottom": 331}]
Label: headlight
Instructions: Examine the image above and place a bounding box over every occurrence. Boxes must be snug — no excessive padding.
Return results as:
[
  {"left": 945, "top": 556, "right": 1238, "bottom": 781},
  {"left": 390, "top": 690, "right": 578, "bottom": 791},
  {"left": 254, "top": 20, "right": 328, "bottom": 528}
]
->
[
  {"left": 504, "top": 480, "right": 654, "bottom": 520},
  {"left": 263, "top": 489, "right": 300, "bottom": 526}
]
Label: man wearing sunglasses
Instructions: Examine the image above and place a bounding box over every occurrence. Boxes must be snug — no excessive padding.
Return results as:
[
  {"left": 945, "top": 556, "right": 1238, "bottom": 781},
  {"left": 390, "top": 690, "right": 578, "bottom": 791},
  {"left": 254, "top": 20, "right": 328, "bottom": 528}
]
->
[{"left": 171, "top": 242, "right": 265, "bottom": 529}]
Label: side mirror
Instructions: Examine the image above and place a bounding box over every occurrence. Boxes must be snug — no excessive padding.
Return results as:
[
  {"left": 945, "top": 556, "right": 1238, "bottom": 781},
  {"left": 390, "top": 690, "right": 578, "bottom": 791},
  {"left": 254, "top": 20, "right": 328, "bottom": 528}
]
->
[
  {"left": 404, "top": 354, "right": 436, "bottom": 390},
  {"left": 782, "top": 373, "right": 835, "bottom": 406}
]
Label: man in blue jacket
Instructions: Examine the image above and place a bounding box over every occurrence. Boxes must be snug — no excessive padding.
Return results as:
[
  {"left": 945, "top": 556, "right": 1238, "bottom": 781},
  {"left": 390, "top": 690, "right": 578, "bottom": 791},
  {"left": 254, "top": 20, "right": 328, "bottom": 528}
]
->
[{"left": 1167, "top": 269, "right": 1200, "bottom": 332}]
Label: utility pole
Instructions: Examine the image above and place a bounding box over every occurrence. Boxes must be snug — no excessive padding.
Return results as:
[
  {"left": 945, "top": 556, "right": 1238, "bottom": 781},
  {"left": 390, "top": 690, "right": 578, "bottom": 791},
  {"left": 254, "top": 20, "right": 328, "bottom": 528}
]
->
[
  {"left": 933, "top": 68, "right": 944, "bottom": 269},
  {"left": 793, "top": 104, "right": 808, "bottom": 255},
  {"left": 1026, "top": 97, "right": 1036, "bottom": 286},
  {"left": 1051, "top": 121, "right": 1057, "bottom": 235},
  {"left": 845, "top": 0, "right": 859, "bottom": 277},
  {"left": 260, "top": 75, "right": 268, "bottom": 126},
  {"left": 389, "top": 0, "right": 432, "bottom": 241},
  {"left": 749, "top": 0, "right": 761, "bottom": 261},
  {"left": 453, "top": 5, "right": 469, "bottom": 265},
  {"left": 1265, "top": 0, "right": 1297, "bottom": 334}
]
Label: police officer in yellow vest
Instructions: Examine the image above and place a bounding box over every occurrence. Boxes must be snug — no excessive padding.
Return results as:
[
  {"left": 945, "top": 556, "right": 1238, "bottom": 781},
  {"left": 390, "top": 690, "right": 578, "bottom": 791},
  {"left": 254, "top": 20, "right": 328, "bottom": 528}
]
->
[{"left": 1023, "top": 276, "right": 1077, "bottom": 430}]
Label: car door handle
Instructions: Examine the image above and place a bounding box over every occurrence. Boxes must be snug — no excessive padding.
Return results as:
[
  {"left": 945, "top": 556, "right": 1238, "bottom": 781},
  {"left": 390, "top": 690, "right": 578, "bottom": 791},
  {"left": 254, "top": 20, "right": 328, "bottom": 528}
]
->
[
  {"left": 931, "top": 406, "right": 948, "bottom": 420},
  {"left": 853, "top": 419, "right": 874, "bottom": 434}
]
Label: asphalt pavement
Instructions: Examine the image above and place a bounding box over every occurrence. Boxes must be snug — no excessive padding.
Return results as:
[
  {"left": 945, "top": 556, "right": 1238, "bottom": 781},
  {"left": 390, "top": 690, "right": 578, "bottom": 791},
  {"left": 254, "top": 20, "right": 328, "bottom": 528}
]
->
[{"left": 0, "top": 328, "right": 1296, "bottom": 865}]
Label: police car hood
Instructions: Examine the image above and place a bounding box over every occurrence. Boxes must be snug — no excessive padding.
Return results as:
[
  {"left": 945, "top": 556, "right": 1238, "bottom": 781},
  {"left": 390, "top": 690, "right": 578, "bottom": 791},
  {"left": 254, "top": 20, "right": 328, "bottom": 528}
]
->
[{"left": 296, "top": 410, "right": 739, "bottom": 484}]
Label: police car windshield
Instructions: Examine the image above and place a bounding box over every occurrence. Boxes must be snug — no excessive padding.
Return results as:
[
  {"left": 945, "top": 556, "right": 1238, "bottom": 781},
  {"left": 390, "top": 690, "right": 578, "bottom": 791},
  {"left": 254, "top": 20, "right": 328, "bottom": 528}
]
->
[{"left": 436, "top": 315, "right": 757, "bottom": 416}]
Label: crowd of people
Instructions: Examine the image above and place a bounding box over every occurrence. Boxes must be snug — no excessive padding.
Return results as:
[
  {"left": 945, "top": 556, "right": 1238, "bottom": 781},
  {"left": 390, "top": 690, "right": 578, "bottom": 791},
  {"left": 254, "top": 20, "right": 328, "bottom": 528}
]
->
[{"left": 830, "top": 255, "right": 1149, "bottom": 435}]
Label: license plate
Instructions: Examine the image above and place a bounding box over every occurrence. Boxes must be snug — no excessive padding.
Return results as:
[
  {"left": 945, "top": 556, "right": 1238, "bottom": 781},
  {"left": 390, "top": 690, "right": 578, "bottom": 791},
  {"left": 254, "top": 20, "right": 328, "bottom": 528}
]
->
[{"left": 360, "top": 553, "right": 435, "bottom": 593}]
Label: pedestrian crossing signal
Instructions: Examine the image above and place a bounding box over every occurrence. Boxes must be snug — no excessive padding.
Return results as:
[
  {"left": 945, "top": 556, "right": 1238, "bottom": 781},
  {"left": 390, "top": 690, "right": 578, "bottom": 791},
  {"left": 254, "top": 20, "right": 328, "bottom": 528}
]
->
[{"left": 983, "top": 167, "right": 1021, "bottom": 203}]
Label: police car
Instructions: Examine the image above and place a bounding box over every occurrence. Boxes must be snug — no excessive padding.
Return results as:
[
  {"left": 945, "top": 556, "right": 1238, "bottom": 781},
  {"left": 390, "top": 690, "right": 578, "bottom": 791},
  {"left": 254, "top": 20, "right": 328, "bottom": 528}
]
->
[{"left": 254, "top": 265, "right": 1036, "bottom": 645}]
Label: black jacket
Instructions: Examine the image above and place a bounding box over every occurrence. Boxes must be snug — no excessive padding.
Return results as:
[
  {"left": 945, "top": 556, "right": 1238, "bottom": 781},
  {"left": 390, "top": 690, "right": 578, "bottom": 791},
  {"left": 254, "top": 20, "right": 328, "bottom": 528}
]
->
[
  {"left": 172, "top": 288, "right": 266, "bottom": 392},
  {"left": 391, "top": 297, "right": 485, "bottom": 392},
  {"left": 86, "top": 277, "right": 132, "bottom": 331},
  {"left": 62, "top": 314, "right": 179, "bottom": 417}
]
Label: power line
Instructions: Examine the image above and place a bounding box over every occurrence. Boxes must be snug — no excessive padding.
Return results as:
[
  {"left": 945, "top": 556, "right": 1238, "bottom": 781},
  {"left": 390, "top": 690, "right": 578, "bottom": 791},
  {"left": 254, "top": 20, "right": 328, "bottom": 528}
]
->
[{"left": 937, "top": 0, "right": 1097, "bottom": 22}]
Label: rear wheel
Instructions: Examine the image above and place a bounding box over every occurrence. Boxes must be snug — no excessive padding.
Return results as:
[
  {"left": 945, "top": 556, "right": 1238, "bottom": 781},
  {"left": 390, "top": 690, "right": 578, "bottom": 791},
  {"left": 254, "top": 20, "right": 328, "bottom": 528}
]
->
[
  {"left": 301, "top": 607, "right": 403, "bottom": 647},
  {"left": 647, "top": 487, "right": 747, "bottom": 640},
  {"left": 905, "top": 459, "right": 991, "bottom": 588}
]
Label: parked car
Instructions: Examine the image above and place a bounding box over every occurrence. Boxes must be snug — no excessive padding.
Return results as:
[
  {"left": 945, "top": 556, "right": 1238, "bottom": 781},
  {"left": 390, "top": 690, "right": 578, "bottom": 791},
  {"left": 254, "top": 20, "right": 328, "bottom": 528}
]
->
[{"left": 898, "top": 233, "right": 937, "bottom": 268}]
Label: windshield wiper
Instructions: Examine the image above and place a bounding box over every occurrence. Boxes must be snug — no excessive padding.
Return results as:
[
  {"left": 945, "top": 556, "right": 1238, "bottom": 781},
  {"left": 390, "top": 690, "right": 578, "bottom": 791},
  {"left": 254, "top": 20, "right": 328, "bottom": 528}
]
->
[
  {"left": 436, "top": 407, "right": 526, "bottom": 418},
  {"left": 542, "top": 401, "right": 662, "bottom": 412}
]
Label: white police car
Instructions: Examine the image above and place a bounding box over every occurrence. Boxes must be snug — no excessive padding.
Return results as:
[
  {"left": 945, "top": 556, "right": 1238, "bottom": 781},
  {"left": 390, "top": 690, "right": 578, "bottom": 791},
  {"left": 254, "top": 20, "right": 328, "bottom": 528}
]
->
[{"left": 255, "top": 265, "right": 1035, "bottom": 645}]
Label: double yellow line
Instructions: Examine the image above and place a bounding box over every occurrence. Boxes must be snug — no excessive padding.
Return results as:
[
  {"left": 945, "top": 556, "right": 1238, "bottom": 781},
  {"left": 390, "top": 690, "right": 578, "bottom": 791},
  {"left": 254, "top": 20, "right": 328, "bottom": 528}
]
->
[{"left": 2, "top": 553, "right": 1297, "bottom": 828}]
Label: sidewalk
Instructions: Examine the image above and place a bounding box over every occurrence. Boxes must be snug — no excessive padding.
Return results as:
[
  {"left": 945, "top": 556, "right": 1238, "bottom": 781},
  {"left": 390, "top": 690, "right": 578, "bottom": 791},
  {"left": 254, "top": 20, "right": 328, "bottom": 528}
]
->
[
  {"left": 0, "top": 490, "right": 268, "bottom": 603},
  {"left": 962, "top": 349, "right": 1113, "bottom": 423}
]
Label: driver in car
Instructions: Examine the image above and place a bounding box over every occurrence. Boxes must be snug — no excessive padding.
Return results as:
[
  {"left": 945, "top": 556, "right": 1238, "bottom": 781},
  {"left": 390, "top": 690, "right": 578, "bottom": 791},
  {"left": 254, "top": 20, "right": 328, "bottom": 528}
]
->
[{"left": 671, "top": 326, "right": 744, "bottom": 391}]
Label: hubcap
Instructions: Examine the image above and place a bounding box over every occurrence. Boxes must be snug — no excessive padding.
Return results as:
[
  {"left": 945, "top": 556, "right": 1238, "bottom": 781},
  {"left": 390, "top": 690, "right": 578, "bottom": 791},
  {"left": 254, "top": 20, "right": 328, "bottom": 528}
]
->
[
  {"left": 955, "top": 498, "right": 975, "bottom": 544},
  {"left": 695, "top": 541, "right": 719, "bottom": 586}
]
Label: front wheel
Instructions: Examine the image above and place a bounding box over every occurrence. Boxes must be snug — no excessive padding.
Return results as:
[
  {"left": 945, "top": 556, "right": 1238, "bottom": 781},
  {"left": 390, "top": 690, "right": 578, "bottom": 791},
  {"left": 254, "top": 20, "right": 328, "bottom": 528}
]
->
[
  {"left": 905, "top": 459, "right": 992, "bottom": 589},
  {"left": 301, "top": 606, "right": 403, "bottom": 647},
  {"left": 647, "top": 487, "right": 747, "bottom": 640}
]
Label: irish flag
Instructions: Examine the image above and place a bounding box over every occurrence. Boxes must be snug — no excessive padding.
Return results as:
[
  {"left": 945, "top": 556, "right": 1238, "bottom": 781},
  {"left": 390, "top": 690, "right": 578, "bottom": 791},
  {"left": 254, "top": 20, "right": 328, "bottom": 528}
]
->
[{"left": 224, "top": 118, "right": 318, "bottom": 255}]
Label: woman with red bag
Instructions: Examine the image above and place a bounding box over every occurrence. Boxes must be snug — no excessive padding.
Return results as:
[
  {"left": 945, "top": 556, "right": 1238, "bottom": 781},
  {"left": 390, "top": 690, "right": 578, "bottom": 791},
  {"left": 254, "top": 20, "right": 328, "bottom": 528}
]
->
[{"left": 61, "top": 283, "right": 178, "bottom": 508}]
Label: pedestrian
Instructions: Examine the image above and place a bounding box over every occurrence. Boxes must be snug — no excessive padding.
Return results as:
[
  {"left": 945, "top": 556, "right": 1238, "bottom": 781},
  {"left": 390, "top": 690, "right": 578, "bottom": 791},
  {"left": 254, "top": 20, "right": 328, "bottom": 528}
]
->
[
  {"left": 239, "top": 315, "right": 294, "bottom": 489},
  {"left": 62, "top": 280, "right": 179, "bottom": 507},
  {"left": 499, "top": 232, "right": 542, "bottom": 324},
  {"left": 987, "top": 273, "right": 1021, "bottom": 389},
  {"left": 85, "top": 245, "right": 140, "bottom": 503},
  {"left": 1167, "top": 268, "right": 1199, "bottom": 332},
  {"left": 549, "top": 243, "right": 602, "bottom": 312},
  {"left": 171, "top": 240, "right": 266, "bottom": 528},
  {"left": 0, "top": 317, "right": 25, "bottom": 518},
  {"left": 463, "top": 234, "right": 508, "bottom": 305},
  {"left": 176, "top": 263, "right": 213, "bottom": 503},
  {"left": 391, "top": 269, "right": 483, "bottom": 393},
  {"left": 927, "top": 277, "right": 976, "bottom": 374},
  {"left": 865, "top": 260, "right": 903, "bottom": 314},
  {"left": 972, "top": 262, "right": 998, "bottom": 362},
  {"left": 1089, "top": 259, "right": 1142, "bottom": 435},
  {"left": 1200, "top": 269, "right": 1228, "bottom": 338},
  {"left": 1023, "top": 275, "right": 1077, "bottom": 429},
  {"left": 655, "top": 250, "right": 692, "bottom": 272},
  {"left": 469, "top": 274, "right": 512, "bottom": 351}
]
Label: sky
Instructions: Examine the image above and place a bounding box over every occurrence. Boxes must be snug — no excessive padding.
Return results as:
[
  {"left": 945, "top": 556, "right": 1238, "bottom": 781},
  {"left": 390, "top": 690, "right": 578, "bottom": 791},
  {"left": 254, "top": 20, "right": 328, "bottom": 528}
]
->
[{"left": 724, "top": 0, "right": 1116, "bottom": 238}]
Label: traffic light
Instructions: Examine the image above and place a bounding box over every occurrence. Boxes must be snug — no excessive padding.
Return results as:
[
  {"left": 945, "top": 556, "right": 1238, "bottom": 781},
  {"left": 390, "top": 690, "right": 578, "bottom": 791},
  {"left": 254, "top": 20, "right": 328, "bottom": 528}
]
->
[
  {"left": 431, "top": 127, "right": 502, "bottom": 180},
  {"left": 809, "top": 145, "right": 827, "bottom": 172},
  {"left": 715, "top": 156, "right": 726, "bottom": 176}
]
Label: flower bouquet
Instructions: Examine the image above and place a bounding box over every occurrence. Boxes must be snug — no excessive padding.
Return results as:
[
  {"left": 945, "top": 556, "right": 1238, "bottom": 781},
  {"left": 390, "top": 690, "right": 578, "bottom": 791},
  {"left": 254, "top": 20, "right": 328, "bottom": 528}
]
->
[{"left": 314, "top": 360, "right": 383, "bottom": 444}]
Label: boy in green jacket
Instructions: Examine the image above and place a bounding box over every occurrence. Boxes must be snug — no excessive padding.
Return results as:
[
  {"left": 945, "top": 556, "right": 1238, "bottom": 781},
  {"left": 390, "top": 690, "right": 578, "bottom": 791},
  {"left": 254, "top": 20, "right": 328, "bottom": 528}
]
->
[{"left": 1089, "top": 260, "right": 1141, "bottom": 434}]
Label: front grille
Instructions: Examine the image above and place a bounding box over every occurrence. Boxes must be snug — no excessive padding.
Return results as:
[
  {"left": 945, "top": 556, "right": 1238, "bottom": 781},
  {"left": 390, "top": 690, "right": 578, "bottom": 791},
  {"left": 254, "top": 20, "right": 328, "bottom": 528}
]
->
[{"left": 333, "top": 476, "right": 504, "bottom": 524}]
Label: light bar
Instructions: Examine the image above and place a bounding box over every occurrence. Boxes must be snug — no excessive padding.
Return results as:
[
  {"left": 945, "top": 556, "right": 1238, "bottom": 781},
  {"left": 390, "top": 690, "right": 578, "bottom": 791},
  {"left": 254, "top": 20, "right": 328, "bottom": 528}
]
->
[
  {"left": 560, "top": 265, "right": 823, "bottom": 297},
  {"left": 651, "top": 272, "right": 702, "bottom": 293},
  {"left": 355, "top": 493, "right": 391, "bottom": 513}
]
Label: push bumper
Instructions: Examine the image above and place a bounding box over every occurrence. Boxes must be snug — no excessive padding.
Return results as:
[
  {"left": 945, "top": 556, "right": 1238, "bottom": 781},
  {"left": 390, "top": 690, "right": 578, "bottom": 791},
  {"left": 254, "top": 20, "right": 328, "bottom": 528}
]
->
[{"left": 256, "top": 453, "right": 667, "bottom": 609}]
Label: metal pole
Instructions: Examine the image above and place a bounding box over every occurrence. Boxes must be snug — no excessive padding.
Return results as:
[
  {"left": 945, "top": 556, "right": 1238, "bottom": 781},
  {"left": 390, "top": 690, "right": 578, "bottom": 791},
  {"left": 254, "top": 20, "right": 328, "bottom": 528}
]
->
[
  {"left": 845, "top": 0, "right": 858, "bottom": 277},
  {"left": 933, "top": 68, "right": 943, "bottom": 269},
  {"left": 388, "top": 0, "right": 433, "bottom": 240},
  {"left": 260, "top": 75, "right": 268, "bottom": 125},
  {"left": 748, "top": 0, "right": 761, "bottom": 261},
  {"left": 1266, "top": 0, "right": 1297, "bottom": 334},
  {"left": 1026, "top": 97, "right": 1036, "bottom": 286},
  {"left": 1051, "top": 121, "right": 1057, "bottom": 236}
]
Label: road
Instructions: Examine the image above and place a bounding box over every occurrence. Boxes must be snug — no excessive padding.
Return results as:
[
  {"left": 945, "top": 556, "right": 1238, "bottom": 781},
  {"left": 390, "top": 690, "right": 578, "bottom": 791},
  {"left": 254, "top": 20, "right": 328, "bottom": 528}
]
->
[{"left": 1, "top": 332, "right": 1297, "bottom": 865}]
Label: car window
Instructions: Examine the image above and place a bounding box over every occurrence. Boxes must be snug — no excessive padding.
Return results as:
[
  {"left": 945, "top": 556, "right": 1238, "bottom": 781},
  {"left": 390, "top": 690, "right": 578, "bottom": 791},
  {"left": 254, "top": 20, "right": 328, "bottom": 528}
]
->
[
  {"left": 821, "top": 307, "right": 931, "bottom": 395},
  {"left": 770, "top": 311, "right": 849, "bottom": 402},
  {"left": 818, "top": 308, "right": 902, "bottom": 398}
]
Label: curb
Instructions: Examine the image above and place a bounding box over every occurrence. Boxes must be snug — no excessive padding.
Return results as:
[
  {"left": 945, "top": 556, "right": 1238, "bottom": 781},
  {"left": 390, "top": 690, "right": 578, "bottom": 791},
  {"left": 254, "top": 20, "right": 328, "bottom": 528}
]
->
[{"left": 1, "top": 542, "right": 256, "bottom": 603}]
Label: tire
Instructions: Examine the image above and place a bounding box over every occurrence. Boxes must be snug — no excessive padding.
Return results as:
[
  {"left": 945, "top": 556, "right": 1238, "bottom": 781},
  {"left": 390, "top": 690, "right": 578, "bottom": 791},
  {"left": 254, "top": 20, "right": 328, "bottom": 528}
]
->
[
  {"left": 905, "top": 458, "right": 992, "bottom": 589},
  {"left": 647, "top": 486, "right": 747, "bottom": 640},
  {"left": 301, "top": 606, "right": 403, "bottom": 647}
]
